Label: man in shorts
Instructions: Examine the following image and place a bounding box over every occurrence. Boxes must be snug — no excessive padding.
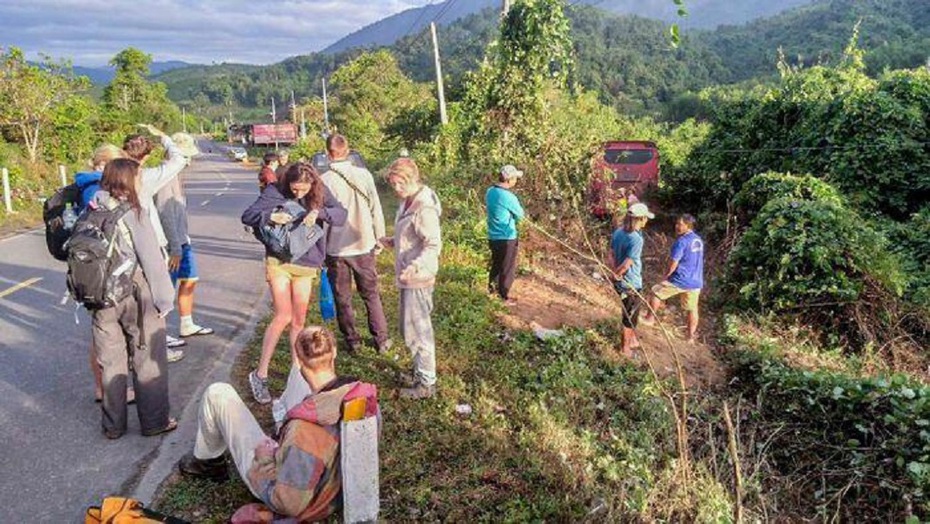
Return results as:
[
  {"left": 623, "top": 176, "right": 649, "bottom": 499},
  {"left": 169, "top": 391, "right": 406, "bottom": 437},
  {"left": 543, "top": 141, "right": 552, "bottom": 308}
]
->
[
  {"left": 155, "top": 134, "right": 214, "bottom": 342},
  {"left": 607, "top": 203, "right": 654, "bottom": 357},
  {"left": 641, "top": 214, "right": 704, "bottom": 342}
]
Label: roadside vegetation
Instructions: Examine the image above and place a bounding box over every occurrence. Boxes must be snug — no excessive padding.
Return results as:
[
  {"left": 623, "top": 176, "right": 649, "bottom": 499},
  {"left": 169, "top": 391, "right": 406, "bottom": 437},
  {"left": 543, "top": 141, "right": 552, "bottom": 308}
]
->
[
  {"left": 4, "top": 0, "right": 928, "bottom": 519},
  {"left": 155, "top": 0, "right": 930, "bottom": 521},
  {"left": 0, "top": 46, "right": 203, "bottom": 232}
]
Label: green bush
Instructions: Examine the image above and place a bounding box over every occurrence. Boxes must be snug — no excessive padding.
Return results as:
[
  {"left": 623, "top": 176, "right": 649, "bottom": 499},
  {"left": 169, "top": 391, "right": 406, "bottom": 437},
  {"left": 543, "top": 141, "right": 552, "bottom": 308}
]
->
[
  {"left": 733, "top": 171, "right": 845, "bottom": 219},
  {"left": 724, "top": 320, "right": 930, "bottom": 519},
  {"left": 725, "top": 196, "right": 906, "bottom": 339}
]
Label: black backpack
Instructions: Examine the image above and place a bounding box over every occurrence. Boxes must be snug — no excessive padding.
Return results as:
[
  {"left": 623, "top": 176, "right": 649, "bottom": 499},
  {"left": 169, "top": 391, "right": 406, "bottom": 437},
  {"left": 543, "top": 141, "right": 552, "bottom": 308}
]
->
[
  {"left": 43, "top": 182, "right": 86, "bottom": 261},
  {"left": 66, "top": 202, "right": 137, "bottom": 310}
]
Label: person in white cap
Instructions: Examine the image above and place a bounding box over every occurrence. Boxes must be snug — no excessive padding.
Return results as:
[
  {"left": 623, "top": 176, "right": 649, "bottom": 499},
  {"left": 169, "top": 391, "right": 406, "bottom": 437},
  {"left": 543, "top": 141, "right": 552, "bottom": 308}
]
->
[
  {"left": 485, "top": 165, "right": 525, "bottom": 306},
  {"left": 607, "top": 202, "right": 654, "bottom": 357}
]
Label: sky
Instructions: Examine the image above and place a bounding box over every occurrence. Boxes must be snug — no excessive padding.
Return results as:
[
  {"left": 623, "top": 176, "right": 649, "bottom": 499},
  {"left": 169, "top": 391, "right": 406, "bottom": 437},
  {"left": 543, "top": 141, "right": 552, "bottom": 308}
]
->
[{"left": 1, "top": 0, "right": 433, "bottom": 67}]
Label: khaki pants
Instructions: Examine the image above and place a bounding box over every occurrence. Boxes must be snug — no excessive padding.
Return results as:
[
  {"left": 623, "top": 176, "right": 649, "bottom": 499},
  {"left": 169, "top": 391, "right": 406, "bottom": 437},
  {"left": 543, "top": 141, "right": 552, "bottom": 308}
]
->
[{"left": 193, "top": 363, "right": 311, "bottom": 498}]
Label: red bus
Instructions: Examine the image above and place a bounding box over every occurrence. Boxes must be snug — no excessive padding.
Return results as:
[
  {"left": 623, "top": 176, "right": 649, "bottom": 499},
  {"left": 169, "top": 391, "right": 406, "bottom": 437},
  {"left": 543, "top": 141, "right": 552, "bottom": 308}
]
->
[{"left": 588, "top": 141, "right": 660, "bottom": 218}]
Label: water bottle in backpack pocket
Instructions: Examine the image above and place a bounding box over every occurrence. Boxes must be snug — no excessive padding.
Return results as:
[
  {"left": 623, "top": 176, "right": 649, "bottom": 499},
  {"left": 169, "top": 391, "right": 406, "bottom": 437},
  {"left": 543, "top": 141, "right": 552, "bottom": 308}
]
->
[{"left": 66, "top": 201, "right": 137, "bottom": 310}]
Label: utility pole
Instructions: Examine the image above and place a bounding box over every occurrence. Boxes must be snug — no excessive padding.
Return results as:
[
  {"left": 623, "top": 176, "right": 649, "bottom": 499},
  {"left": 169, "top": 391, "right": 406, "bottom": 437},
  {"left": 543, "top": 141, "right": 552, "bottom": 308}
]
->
[
  {"left": 271, "top": 97, "right": 278, "bottom": 151},
  {"left": 430, "top": 22, "right": 449, "bottom": 125},
  {"left": 300, "top": 109, "right": 307, "bottom": 140},
  {"left": 322, "top": 78, "right": 330, "bottom": 135},
  {"left": 182, "top": 107, "right": 187, "bottom": 133},
  {"left": 502, "top": 0, "right": 511, "bottom": 16}
]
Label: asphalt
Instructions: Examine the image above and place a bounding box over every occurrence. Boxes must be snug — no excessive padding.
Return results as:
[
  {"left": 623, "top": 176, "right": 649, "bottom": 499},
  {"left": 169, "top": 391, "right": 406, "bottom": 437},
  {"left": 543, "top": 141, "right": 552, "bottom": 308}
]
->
[{"left": 0, "top": 142, "right": 269, "bottom": 523}]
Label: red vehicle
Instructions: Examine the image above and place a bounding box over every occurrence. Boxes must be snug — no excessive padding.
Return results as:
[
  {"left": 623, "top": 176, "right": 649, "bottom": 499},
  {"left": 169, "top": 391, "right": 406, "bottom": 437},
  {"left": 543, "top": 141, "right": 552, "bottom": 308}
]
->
[
  {"left": 588, "top": 140, "right": 660, "bottom": 218},
  {"left": 250, "top": 123, "right": 298, "bottom": 146}
]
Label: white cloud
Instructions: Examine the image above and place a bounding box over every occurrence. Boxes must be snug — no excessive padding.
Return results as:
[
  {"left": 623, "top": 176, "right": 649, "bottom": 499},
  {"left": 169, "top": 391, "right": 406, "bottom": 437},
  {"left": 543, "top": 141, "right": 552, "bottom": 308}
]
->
[{"left": 0, "top": 0, "right": 432, "bottom": 66}]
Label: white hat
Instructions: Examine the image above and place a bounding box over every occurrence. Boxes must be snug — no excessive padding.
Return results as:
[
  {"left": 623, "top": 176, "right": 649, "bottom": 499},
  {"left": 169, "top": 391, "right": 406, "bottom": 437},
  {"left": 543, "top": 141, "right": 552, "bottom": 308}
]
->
[
  {"left": 500, "top": 164, "right": 524, "bottom": 180},
  {"left": 171, "top": 132, "right": 200, "bottom": 158},
  {"left": 629, "top": 203, "right": 655, "bottom": 219}
]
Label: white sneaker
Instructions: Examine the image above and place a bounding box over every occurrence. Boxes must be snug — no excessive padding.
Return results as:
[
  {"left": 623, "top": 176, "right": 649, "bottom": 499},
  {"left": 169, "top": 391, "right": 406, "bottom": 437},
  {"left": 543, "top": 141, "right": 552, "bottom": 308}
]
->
[
  {"left": 166, "top": 335, "right": 187, "bottom": 348},
  {"left": 167, "top": 348, "right": 185, "bottom": 363}
]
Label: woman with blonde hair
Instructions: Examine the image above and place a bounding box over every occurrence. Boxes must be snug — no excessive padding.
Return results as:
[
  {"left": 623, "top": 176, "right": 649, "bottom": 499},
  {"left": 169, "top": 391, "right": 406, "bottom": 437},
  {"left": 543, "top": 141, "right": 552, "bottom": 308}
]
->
[
  {"left": 380, "top": 157, "right": 442, "bottom": 400},
  {"left": 74, "top": 144, "right": 125, "bottom": 402}
]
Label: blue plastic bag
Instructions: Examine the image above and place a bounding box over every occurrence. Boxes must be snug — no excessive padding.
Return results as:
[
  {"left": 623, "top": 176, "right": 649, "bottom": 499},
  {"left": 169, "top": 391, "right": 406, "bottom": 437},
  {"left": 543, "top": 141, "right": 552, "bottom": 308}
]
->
[{"left": 319, "top": 268, "right": 336, "bottom": 322}]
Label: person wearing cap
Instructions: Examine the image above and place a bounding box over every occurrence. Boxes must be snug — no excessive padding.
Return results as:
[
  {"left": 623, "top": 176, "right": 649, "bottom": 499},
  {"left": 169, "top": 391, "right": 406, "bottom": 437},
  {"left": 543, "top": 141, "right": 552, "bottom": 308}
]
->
[
  {"left": 607, "top": 202, "right": 654, "bottom": 357},
  {"left": 486, "top": 165, "right": 525, "bottom": 305},
  {"left": 154, "top": 132, "right": 215, "bottom": 341},
  {"left": 275, "top": 150, "right": 292, "bottom": 180},
  {"left": 641, "top": 214, "right": 704, "bottom": 342}
]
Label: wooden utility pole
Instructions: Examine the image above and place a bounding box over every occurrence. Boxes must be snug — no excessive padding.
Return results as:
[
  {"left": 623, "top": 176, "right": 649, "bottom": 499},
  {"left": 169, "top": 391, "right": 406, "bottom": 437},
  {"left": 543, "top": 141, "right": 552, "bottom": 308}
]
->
[
  {"left": 322, "top": 78, "right": 331, "bottom": 134},
  {"left": 430, "top": 22, "right": 448, "bottom": 125}
]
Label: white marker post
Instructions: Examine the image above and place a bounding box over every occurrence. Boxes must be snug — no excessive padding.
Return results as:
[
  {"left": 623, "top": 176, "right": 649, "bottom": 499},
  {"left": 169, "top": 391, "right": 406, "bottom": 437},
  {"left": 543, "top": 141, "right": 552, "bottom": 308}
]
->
[
  {"left": 2, "top": 168, "right": 12, "bottom": 213},
  {"left": 59, "top": 165, "right": 67, "bottom": 187}
]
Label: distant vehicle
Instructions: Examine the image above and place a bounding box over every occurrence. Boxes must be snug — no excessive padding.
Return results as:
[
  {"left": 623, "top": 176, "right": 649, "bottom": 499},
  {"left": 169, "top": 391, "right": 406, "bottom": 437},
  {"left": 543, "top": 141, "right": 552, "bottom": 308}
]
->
[
  {"left": 228, "top": 147, "right": 248, "bottom": 161},
  {"left": 588, "top": 141, "right": 660, "bottom": 218},
  {"left": 310, "top": 151, "right": 368, "bottom": 174}
]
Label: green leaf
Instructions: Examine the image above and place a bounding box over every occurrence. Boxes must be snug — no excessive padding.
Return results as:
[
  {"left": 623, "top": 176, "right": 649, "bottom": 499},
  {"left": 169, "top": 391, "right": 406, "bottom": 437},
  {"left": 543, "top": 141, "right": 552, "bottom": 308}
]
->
[{"left": 669, "top": 24, "right": 681, "bottom": 48}]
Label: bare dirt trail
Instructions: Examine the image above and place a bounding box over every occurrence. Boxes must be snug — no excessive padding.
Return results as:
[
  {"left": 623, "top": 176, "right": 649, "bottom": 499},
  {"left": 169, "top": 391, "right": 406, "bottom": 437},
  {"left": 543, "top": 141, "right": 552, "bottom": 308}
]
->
[{"left": 497, "top": 228, "right": 726, "bottom": 389}]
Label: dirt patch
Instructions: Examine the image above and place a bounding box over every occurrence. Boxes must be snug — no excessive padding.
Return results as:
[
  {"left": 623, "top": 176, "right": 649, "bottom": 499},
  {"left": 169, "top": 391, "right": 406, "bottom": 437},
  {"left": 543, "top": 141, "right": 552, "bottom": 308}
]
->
[{"left": 498, "top": 229, "right": 726, "bottom": 389}]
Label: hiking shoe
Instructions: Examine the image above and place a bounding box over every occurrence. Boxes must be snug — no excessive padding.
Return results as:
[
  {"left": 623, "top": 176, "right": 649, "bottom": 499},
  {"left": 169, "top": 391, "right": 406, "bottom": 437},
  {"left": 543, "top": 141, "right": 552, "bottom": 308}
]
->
[
  {"left": 249, "top": 370, "right": 272, "bottom": 404},
  {"left": 166, "top": 335, "right": 187, "bottom": 348},
  {"left": 400, "top": 383, "right": 436, "bottom": 400},
  {"left": 396, "top": 370, "right": 416, "bottom": 388},
  {"left": 179, "top": 452, "right": 229, "bottom": 482},
  {"left": 376, "top": 338, "right": 394, "bottom": 354},
  {"left": 167, "top": 348, "right": 185, "bottom": 363}
]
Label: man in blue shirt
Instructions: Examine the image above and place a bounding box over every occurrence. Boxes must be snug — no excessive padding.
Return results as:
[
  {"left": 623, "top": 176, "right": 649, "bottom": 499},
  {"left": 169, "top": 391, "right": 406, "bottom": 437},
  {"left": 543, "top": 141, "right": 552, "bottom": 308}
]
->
[
  {"left": 486, "top": 165, "right": 525, "bottom": 305},
  {"left": 641, "top": 214, "right": 704, "bottom": 342},
  {"left": 607, "top": 203, "right": 654, "bottom": 357}
]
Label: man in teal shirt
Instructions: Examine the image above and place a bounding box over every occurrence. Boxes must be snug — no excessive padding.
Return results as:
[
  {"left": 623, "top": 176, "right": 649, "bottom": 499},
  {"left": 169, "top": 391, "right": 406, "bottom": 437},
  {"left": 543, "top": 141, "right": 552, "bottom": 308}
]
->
[{"left": 486, "top": 165, "right": 525, "bottom": 305}]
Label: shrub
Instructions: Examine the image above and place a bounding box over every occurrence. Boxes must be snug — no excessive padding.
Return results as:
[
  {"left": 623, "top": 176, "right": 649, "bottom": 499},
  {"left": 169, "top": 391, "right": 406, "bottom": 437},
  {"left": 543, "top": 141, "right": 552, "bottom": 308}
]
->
[
  {"left": 725, "top": 196, "right": 906, "bottom": 344},
  {"left": 723, "top": 319, "right": 930, "bottom": 519},
  {"left": 733, "top": 171, "right": 844, "bottom": 219}
]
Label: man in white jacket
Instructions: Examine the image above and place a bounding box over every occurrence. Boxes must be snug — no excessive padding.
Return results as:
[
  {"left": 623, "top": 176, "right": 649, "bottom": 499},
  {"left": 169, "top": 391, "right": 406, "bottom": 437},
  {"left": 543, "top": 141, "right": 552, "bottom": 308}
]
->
[{"left": 320, "top": 134, "right": 391, "bottom": 353}]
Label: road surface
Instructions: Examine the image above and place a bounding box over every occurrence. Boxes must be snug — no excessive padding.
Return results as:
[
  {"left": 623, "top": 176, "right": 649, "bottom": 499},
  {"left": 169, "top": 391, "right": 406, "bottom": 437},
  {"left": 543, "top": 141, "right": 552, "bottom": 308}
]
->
[{"left": 0, "top": 143, "right": 268, "bottom": 522}]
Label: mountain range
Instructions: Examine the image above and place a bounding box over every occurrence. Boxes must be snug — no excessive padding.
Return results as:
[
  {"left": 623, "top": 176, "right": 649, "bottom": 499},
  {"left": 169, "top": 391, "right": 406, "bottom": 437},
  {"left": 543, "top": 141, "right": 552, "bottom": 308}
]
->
[{"left": 72, "top": 60, "right": 196, "bottom": 84}]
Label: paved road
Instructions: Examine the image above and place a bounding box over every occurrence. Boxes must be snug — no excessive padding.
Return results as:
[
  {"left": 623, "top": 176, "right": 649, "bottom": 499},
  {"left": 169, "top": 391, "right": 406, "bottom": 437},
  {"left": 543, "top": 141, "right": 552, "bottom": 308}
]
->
[{"left": 0, "top": 143, "right": 268, "bottom": 522}]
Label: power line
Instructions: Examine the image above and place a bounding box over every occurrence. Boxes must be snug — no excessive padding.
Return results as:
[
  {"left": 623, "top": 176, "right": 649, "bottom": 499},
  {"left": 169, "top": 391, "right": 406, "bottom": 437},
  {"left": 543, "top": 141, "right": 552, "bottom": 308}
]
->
[
  {"left": 403, "top": 0, "right": 437, "bottom": 43},
  {"left": 432, "top": 0, "right": 461, "bottom": 24}
]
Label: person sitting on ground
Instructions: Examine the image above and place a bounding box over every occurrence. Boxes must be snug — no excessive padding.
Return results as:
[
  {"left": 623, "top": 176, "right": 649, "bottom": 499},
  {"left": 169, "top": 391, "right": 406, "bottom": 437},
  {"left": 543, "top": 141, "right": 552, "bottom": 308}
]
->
[
  {"left": 641, "top": 213, "right": 704, "bottom": 342},
  {"left": 179, "top": 326, "right": 379, "bottom": 522},
  {"left": 486, "top": 164, "right": 525, "bottom": 306},
  {"left": 259, "top": 152, "right": 279, "bottom": 191},
  {"left": 606, "top": 203, "right": 654, "bottom": 357},
  {"left": 380, "top": 158, "right": 442, "bottom": 400},
  {"left": 155, "top": 133, "right": 214, "bottom": 341}
]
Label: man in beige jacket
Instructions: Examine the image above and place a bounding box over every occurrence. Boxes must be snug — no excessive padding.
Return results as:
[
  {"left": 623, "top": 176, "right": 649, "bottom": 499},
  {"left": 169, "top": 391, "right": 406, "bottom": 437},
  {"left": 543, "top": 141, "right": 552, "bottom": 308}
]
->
[
  {"left": 380, "top": 158, "right": 442, "bottom": 399},
  {"left": 321, "top": 134, "right": 391, "bottom": 353}
]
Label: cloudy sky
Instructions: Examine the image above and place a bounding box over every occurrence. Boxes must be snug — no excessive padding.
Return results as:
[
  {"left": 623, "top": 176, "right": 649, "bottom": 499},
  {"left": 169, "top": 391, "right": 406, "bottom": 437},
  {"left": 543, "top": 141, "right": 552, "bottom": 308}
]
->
[{"left": 1, "top": 0, "right": 432, "bottom": 67}]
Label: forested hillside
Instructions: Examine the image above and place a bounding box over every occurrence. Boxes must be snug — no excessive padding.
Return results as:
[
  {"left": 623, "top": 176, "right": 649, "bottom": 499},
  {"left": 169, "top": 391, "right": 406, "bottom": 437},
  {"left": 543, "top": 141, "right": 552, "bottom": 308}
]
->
[{"left": 155, "top": 0, "right": 930, "bottom": 121}]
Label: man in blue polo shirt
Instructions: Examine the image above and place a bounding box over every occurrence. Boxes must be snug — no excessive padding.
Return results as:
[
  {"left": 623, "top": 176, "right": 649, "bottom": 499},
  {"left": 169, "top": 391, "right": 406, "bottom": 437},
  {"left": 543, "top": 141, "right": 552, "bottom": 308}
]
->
[
  {"left": 486, "top": 165, "right": 525, "bottom": 306},
  {"left": 641, "top": 214, "right": 704, "bottom": 342}
]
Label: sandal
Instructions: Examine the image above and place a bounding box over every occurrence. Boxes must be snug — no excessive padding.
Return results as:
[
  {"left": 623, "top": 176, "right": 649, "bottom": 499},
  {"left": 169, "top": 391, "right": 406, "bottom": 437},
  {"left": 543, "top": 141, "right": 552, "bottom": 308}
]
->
[
  {"left": 142, "top": 417, "right": 178, "bottom": 437},
  {"left": 180, "top": 325, "right": 214, "bottom": 338}
]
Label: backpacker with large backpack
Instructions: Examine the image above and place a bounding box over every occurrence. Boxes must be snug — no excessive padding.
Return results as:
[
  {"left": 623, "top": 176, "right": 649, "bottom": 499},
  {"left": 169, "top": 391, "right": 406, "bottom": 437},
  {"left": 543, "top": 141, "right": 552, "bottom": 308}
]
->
[{"left": 65, "top": 200, "right": 138, "bottom": 311}]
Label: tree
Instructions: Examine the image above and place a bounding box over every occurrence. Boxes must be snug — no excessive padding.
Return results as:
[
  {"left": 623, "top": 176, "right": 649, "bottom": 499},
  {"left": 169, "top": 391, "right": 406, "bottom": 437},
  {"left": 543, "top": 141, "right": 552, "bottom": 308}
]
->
[
  {"left": 0, "top": 47, "right": 89, "bottom": 162},
  {"left": 103, "top": 47, "right": 181, "bottom": 130}
]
